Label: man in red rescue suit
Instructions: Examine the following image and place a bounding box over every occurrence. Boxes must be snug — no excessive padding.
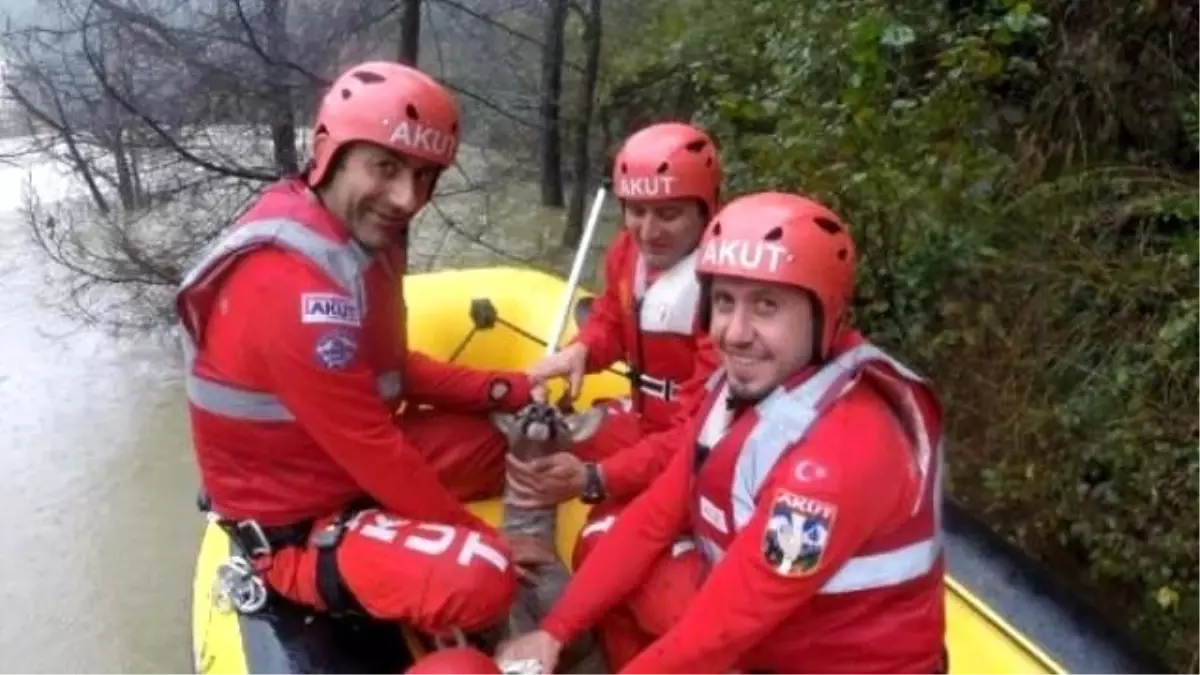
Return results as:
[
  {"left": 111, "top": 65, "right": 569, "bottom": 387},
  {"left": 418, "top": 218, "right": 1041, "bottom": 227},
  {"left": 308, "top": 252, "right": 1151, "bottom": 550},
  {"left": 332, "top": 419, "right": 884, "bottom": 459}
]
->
[
  {"left": 176, "top": 61, "right": 550, "bottom": 638},
  {"left": 512, "top": 121, "right": 722, "bottom": 666},
  {"left": 497, "top": 191, "right": 948, "bottom": 673}
]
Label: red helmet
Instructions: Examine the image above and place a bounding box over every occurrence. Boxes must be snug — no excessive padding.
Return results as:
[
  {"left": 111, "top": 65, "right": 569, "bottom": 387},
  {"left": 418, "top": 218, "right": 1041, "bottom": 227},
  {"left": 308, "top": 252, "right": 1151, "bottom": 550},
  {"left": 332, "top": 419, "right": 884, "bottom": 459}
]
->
[
  {"left": 308, "top": 61, "right": 460, "bottom": 187},
  {"left": 696, "top": 192, "right": 857, "bottom": 358},
  {"left": 611, "top": 122, "right": 721, "bottom": 216},
  {"left": 404, "top": 646, "right": 501, "bottom": 674}
]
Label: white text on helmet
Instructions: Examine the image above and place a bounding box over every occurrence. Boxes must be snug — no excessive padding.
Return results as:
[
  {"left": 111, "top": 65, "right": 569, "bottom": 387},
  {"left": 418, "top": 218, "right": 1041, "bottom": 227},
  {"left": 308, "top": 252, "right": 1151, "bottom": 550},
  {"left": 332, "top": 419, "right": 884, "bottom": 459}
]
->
[
  {"left": 390, "top": 120, "right": 455, "bottom": 161},
  {"left": 701, "top": 238, "right": 790, "bottom": 274},
  {"left": 618, "top": 175, "right": 679, "bottom": 199}
]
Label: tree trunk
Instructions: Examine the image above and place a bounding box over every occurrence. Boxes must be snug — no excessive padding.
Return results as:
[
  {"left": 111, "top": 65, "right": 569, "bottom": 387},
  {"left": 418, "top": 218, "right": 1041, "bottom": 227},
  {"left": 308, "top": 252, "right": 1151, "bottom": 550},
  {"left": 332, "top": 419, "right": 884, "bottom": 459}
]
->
[
  {"left": 538, "top": 0, "right": 567, "bottom": 208},
  {"left": 563, "top": 0, "right": 604, "bottom": 246},
  {"left": 112, "top": 128, "right": 139, "bottom": 210},
  {"left": 398, "top": 0, "right": 421, "bottom": 65},
  {"left": 264, "top": 0, "right": 298, "bottom": 175}
]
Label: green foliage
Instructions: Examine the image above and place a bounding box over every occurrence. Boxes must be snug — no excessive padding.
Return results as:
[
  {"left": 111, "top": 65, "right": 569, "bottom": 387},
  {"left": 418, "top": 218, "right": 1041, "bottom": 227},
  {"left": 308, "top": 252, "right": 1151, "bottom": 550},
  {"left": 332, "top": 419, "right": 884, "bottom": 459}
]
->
[{"left": 601, "top": 0, "right": 1198, "bottom": 670}]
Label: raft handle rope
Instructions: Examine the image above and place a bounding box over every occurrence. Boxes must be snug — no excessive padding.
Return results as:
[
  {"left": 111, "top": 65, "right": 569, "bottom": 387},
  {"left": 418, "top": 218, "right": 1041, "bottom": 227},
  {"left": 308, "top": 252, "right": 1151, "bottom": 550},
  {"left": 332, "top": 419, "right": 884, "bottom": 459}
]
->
[
  {"left": 448, "top": 297, "right": 627, "bottom": 381},
  {"left": 447, "top": 180, "right": 608, "bottom": 368}
]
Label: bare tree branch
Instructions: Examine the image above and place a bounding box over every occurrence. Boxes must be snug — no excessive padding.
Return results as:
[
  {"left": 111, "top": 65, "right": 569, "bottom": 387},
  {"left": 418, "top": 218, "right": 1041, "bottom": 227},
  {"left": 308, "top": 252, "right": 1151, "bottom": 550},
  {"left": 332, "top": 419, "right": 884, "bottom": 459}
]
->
[
  {"left": 3, "top": 0, "right": 623, "bottom": 334},
  {"left": 430, "top": 0, "right": 584, "bottom": 73},
  {"left": 76, "top": 2, "right": 280, "bottom": 182}
]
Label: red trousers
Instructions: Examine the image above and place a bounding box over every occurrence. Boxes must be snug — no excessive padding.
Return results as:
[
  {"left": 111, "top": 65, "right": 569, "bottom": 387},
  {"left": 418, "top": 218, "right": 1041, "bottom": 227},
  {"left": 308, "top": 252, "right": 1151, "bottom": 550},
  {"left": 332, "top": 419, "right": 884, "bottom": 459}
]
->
[
  {"left": 570, "top": 406, "right": 706, "bottom": 671},
  {"left": 572, "top": 504, "right": 706, "bottom": 670},
  {"left": 264, "top": 409, "right": 516, "bottom": 635}
]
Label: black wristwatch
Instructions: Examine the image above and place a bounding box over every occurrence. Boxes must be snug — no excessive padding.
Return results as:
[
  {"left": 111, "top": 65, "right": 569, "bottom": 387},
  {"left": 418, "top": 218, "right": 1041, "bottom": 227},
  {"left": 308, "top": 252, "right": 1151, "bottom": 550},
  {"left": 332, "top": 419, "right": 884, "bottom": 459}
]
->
[{"left": 580, "top": 462, "right": 607, "bottom": 505}]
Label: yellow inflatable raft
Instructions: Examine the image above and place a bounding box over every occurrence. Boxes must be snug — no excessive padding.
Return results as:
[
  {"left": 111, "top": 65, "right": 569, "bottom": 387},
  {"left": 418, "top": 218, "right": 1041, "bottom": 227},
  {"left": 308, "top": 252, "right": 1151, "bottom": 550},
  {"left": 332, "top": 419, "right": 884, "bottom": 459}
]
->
[{"left": 191, "top": 266, "right": 1160, "bottom": 675}]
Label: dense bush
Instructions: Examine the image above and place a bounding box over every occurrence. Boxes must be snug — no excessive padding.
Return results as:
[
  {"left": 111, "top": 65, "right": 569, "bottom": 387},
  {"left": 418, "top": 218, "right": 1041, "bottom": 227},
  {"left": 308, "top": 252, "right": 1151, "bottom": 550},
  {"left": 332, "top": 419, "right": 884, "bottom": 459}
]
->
[{"left": 600, "top": 0, "right": 1198, "bottom": 669}]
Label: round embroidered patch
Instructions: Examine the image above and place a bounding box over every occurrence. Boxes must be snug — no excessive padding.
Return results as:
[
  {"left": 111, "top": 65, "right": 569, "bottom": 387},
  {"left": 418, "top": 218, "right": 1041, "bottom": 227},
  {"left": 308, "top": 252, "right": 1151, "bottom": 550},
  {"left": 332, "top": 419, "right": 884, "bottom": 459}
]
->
[{"left": 314, "top": 329, "right": 358, "bottom": 370}]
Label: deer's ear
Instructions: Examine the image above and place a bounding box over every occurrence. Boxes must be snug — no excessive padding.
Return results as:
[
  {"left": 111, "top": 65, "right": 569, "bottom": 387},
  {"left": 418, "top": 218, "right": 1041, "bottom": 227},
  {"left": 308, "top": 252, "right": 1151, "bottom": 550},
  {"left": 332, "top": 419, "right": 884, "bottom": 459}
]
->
[
  {"left": 564, "top": 407, "right": 605, "bottom": 443},
  {"left": 490, "top": 412, "right": 519, "bottom": 438}
]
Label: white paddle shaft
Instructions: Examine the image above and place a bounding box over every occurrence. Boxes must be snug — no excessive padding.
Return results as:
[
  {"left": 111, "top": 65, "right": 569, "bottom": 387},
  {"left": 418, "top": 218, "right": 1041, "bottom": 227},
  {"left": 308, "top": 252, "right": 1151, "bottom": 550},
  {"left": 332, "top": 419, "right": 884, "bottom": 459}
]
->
[{"left": 544, "top": 185, "right": 608, "bottom": 358}]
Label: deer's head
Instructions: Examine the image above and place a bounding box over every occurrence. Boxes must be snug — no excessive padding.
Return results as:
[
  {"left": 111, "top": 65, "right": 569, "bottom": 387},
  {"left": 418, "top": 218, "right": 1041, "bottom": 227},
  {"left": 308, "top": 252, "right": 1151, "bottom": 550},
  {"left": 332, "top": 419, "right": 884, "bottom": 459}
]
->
[{"left": 491, "top": 402, "right": 605, "bottom": 462}]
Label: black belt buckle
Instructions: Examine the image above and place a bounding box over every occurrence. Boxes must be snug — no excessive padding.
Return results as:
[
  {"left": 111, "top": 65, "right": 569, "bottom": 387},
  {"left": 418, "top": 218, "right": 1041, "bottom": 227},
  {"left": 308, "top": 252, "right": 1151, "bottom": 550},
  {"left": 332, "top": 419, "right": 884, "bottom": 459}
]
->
[
  {"left": 235, "top": 520, "right": 273, "bottom": 558},
  {"left": 313, "top": 509, "right": 355, "bottom": 550},
  {"left": 313, "top": 523, "right": 343, "bottom": 550}
]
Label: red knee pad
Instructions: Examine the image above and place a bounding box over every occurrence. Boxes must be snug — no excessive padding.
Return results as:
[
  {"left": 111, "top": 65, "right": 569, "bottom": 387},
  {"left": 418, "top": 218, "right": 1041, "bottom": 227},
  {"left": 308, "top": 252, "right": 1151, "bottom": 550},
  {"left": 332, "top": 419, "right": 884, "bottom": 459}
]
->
[
  {"left": 625, "top": 546, "right": 705, "bottom": 636},
  {"left": 406, "top": 646, "right": 500, "bottom": 674},
  {"left": 596, "top": 608, "right": 653, "bottom": 672},
  {"left": 448, "top": 532, "right": 519, "bottom": 631},
  {"left": 571, "top": 504, "right": 621, "bottom": 569}
]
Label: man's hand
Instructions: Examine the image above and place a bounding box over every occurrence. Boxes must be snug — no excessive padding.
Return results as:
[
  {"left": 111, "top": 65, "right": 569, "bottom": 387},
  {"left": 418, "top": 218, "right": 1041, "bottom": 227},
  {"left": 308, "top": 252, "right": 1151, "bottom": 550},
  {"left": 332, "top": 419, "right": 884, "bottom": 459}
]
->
[
  {"left": 526, "top": 343, "right": 588, "bottom": 401},
  {"left": 496, "top": 629, "right": 564, "bottom": 675},
  {"left": 528, "top": 380, "right": 549, "bottom": 405},
  {"left": 505, "top": 451, "right": 586, "bottom": 508},
  {"left": 501, "top": 531, "right": 559, "bottom": 583}
]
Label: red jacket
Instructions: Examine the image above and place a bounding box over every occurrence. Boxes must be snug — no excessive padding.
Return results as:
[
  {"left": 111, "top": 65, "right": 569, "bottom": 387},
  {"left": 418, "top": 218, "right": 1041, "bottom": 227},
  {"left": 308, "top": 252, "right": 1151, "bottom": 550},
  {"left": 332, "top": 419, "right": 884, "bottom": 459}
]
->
[
  {"left": 177, "top": 178, "right": 532, "bottom": 528},
  {"left": 574, "top": 230, "right": 719, "bottom": 498},
  {"left": 541, "top": 331, "right": 946, "bottom": 673}
]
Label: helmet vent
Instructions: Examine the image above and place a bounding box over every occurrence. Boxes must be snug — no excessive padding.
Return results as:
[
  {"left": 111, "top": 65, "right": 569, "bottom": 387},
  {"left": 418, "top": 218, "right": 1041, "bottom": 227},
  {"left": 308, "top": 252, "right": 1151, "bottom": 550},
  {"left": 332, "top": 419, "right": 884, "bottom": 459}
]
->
[
  {"left": 406, "top": 104, "right": 420, "bottom": 120},
  {"left": 837, "top": 248, "right": 848, "bottom": 261},
  {"left": 711, "top": 221, "right": 722, "bottom": 236},
  {"left": 685, "top": 139, "right": 708, "bottom": 153},
  {"left": 705, "top": 156, "right": 713, "bottom": 167},
  {"left": 351, "top": 70, "right": 386, "bottom": 84},
  {"left": 340, "top": 88, "right": 351, "bottom": 100},
  {"left": 451, "top": 122, "right": 459, "bottom": 133},
  {"left": 814, "top": 217, "right": 843, "bottom": 234},
  {"left": 620, "top": 162, "right": 628, "bottom": 173},
  {"left": 656, "top": 162, "right": 669, "bottom": 173},
  {"left": 764, "top": 226, "right": 784, "bottom": 241}
]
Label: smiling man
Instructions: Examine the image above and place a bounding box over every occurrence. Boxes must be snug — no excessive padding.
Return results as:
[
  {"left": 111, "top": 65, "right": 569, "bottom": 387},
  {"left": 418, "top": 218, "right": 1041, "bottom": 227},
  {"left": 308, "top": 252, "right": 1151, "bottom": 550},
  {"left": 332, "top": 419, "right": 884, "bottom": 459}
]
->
[
  {"left": 498, "top": 192, "right": 948, "bottom": 674},
  {"left": 175, "top": 61, "right": 549, "bottom": 638}
]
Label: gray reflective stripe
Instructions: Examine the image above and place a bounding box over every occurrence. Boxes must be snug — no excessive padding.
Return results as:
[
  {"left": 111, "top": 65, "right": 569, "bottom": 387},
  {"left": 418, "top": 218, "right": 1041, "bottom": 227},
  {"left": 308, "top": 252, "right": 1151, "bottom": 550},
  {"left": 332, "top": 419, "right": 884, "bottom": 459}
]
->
[
  {"left": 933, "top": 438, "right": 945, "bottom": 531},
  {"left": 696, "top": 342, "right": 941, "bottom": 593},
  {"left": 187, "top": 374, "right": 294, "bottom": 421},
  {"left": 178, "top": 216, "right": 405, "bottom": 422},
  {"left": 822, "top": 445, "right": 944, "bottom": 594},
  {"left": 181, "top": 217, "right": 370, "bottom": 305},
  {"left": 699, "top": 530, "right": 941, "bottom": 596},
  {"left": 730, "top": 343, "right": 924, "bottom": 529},
  {"left": 186, "top": 370, "right": 404, "bottom": 421},
  {"left": 821, "top": 538, "right": 940, "bottom": 593},
  {"left": 177, "top": 217, "right": 372, "bottom": 355},
  {"left": 704, "top": 368, "right": 725, "bottom": 392},
  {"left": 696, "top": 381, "right": 732, "bottom": 448}
]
